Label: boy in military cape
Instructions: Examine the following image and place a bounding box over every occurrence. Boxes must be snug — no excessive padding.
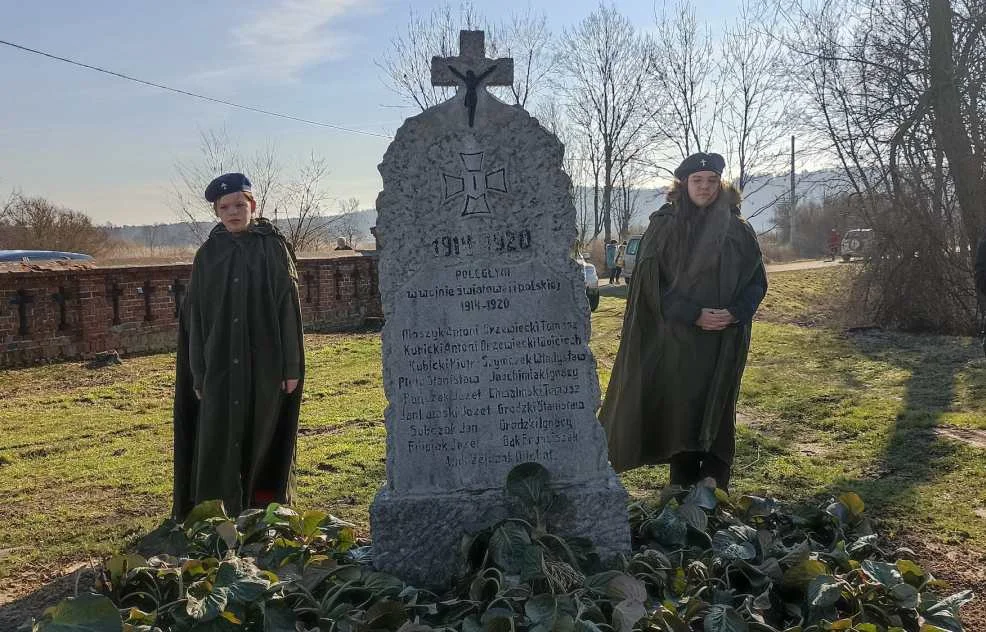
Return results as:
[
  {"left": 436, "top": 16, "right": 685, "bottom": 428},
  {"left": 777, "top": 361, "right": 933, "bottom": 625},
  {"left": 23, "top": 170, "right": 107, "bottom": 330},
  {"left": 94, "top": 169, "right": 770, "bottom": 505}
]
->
[{"left": 173, "top": 173, "right": 305, "bottom": 519}]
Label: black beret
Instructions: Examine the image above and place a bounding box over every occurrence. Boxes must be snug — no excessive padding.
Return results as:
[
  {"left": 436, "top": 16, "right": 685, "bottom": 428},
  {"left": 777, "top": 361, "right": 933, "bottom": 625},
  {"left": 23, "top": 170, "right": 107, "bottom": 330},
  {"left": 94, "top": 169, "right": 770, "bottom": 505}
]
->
[
  {"left": 205, "top": 173, "right": 252, "bottom": 203},
  {"left": 674, "top": 153, "right": 726, "bottom": 180}
]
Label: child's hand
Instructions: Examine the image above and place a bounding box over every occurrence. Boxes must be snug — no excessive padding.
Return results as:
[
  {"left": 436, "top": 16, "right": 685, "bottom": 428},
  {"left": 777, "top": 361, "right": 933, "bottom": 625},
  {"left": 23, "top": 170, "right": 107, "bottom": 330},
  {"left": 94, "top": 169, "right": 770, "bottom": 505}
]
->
[
  {"left": 282, "top": 379, "right": 299, "bottom": 394},
  {"left": 194, "top": 388, "right": 202, "bottom": 400}
]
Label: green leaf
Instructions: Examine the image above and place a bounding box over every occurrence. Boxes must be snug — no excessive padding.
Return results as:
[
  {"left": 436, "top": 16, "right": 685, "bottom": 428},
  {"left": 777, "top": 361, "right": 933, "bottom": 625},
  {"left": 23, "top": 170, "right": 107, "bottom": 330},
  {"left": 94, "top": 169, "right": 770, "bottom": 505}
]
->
[
  {"left": 921, "top": 590, "right": 974, "bottom": 632},
  {"left": 647, "top": 505, "right": 687, "bottom": 547},
  {"left": 679, "top": 503, "right": 709, "bottom": 533},
  {"left": 364, "top": 599, "right": 408, "bottom": 629},
  {"left": 300, "top": 510, "right": 329, "bottom": 538},
  {"left": 185, "top": 581, "right": 227, "bottom": 621},
  {"left": 838, "top": 492, "right": 864, "bottom": 517},
  {"left": 525, "top": 595, "right": 576, "bottom": 632},
  {"left": 470, "top": 576, "right": 501, "bottom": 603},
  {"left": 806, "top": 575, "right": 841, "bottom": 609},
  {"left": 612, "top": 600, "right": 647, "bottom": 632},
  {"left": 135, "top": 519, "right": 189, "bottom": 558},
  {"left": 703, "top": 605, "right": 749, "bottom": 632},
  {"left": 213, "top": 559, "right": 270, "bottom": 603},
  {"left": 122, "top": 608, "right": 155, "bottom": 626},
  {"left": 846, "top": 535, "right": 878, "bottom": 557},
  {"left": 489, "top": 522, "right": 532, "bottom": 573},
  {"left": 215, "top": 521, "right": 239, "bottom": 549},
  {"left": 182, "top": 500, "right": 228, "bottom": 529},
  {"left": 890, "top": 583, "right": 919, "bottom": 609},
  {"left": 896, "top": 560, "right": 925, "bottom": 586},
  {"left": 606, "top": 575, "right": 647, "bottom": 603},
  {"left": 575, "top": 621, "right": 603, "bottom": 632},
  {"left": 505, "top": 463, "right": 554, "bottom": 511},
  {"left": 584, "top": 571, "right": 624, "bottom": 596},
  {"left": 106, "top": 554, "right": 148, "bottom": 586},
  {"left": 481, "top": 608, "right": 516, "bottom": 632},
  {"left": 712, "top": 530, "right": 756, "bottom": 561},
  {"left": 684, "top": 485, "right": 718, "bottom": 511},
  {"left": 363, "top": 571, "right": 405, "bottom": 598},
  {"left": 261, "top": 601, "right": 298, "bottom": 632},
  {"left": 860, "top": 560, "right": 902, "bottom": 587},
  {"left": 781, "top": 560, "right": 830, "bottom": 590},
  {"left": 737, "top": 495, "right": 779, "bottom": 519},
  {"left": 36, "top": 593, "right": 123, "bottom": 632}
]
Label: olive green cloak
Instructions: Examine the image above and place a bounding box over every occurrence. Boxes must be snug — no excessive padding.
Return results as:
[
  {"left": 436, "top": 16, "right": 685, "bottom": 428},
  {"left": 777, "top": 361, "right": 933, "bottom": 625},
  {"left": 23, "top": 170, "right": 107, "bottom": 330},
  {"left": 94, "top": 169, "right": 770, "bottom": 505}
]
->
[
  {"left": 599, "top": 185, "right": 766, "bottom": 472},
  {"left": 173, "top": 218, "right": 305, "bottom": 520}
]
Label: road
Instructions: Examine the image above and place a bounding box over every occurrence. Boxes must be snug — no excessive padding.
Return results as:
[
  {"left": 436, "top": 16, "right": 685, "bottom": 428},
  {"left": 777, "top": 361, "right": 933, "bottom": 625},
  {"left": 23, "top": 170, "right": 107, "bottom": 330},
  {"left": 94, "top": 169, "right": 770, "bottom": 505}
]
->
[
  {"left": 765, "top": 259, "right": 844, "bottom": 273},
  {"left": 599, "top": 259, "right": 844, "bottom": 296}
]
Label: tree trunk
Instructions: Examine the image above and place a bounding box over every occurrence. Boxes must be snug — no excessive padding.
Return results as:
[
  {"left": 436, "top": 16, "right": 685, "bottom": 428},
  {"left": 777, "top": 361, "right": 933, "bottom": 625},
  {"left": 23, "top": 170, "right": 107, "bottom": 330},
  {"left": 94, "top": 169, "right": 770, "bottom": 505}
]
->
[
  {"left": 603, "top": 149, "right": 613, "bottom": 242},
  {"left": 928, "top": 0, "right": 986, "bottom": 248}
]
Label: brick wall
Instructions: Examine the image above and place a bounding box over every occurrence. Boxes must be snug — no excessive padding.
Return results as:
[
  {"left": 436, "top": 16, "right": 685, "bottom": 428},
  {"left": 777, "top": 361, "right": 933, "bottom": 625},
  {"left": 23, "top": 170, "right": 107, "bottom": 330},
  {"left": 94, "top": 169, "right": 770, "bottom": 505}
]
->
[{"left": 0, "top": 255, "right": 381, "bottom": 367}]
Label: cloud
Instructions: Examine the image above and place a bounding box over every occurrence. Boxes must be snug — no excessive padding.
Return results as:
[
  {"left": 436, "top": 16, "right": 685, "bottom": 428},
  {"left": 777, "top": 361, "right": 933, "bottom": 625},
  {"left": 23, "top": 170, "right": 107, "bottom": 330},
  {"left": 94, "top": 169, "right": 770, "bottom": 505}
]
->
[{"left": 233, "top": 0, "right": 375, "bottom": 81}]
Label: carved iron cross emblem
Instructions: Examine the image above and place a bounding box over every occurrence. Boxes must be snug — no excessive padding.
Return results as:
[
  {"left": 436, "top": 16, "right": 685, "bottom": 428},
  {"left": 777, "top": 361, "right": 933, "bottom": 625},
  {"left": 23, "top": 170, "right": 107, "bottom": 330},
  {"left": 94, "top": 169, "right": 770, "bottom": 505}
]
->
[{"left": 443, "top": 151, "right": 507, "bottom": 217}]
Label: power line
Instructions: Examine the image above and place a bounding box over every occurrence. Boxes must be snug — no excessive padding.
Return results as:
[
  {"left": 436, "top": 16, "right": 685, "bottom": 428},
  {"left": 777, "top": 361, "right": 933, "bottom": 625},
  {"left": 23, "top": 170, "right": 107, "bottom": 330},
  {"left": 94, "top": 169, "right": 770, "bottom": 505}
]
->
[{"left": 0, "top": 38, "right": 393, "bottom": 140}]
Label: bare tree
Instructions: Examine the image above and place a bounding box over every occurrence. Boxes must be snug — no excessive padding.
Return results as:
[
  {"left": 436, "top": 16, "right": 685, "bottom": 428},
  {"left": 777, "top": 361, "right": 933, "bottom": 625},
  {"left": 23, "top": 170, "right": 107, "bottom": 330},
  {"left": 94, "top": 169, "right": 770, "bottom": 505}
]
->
[
  {"left": 928, "top": 0, "right": 986, "bottom": 246},
  {"left": 556, "top": 3, "right": 653, "bottom": 242},
  {"left": 335, "top": 197, "right": 363, "bottom": 247},
  {"left": 170, "top": 129, "right": 240, "bottom": 241},
  {"left": 718, "top": 0, "right": 800, "bottom": 194},
  {"left": 377, "top": 2, "right": 554, "bottom": 111},
  {"left": 140, "top": 223, "right": 166, "bottom": 250},
  {"left": 536, "top": 99, "right": 597, "bottom": 245},
  {"left": 0, "top": 194, "right": 112, "bottom": 255},
  {"left": 647, "top": 0, "right": 721, "bottom": 162},
  {"left": 613, "top": 161, "right": 645, "bottom": 239},
  {"left": 248, "top": 143, "right": 282, "bottom": 219},
  {"left": 775, "top": 0, "right": 986, "bottom": 332},
  {"left": 278, "top": 153, "right": 339, "bottom": 253}
]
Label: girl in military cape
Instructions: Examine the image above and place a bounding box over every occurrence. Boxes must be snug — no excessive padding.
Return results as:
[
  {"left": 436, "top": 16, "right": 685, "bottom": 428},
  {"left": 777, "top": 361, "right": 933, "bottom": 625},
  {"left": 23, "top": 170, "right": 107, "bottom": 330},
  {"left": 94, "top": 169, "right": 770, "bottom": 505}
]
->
[
  {"left": 599, "top": 153, "right": 766, "bottom": 490},
  {"left": 172, "top": 172, "right": 305, "bottom": 519}
]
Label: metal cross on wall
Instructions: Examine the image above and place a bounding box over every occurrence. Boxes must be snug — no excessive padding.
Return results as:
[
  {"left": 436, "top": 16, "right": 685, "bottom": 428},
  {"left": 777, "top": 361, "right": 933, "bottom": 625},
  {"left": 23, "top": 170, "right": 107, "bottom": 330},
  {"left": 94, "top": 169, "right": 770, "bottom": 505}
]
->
[
  {"left": 431, "top": 31, "right": 514, "bottom": 127},
  {"left": 9, "top": 290, "right": 33, "bottom": 336},
  {"left": 443, "top": 151, "right": 508, "bottom": 217}
]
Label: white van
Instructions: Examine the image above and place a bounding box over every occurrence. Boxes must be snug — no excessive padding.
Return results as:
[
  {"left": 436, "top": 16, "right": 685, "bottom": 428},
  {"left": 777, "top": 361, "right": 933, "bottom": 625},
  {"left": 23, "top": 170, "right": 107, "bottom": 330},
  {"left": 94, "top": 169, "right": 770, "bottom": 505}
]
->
[{"left": 621, "top": 235, "right": 643, "bottom": 284}]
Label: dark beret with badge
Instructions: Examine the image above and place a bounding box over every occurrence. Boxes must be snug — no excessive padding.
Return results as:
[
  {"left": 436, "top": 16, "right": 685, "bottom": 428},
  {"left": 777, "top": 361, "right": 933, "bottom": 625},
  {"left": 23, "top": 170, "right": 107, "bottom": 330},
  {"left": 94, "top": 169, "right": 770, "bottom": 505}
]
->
[
  {"left": 674, "top": 152, "right": 726, "bottom": 181},
  {"left": 205, "top": 173, "right": 252, "bottom": 204}
]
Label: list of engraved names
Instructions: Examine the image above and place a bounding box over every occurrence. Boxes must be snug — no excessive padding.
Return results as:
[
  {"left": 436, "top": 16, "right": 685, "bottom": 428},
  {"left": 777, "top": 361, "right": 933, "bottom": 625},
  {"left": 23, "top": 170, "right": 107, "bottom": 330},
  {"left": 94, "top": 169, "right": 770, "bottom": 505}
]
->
[{"left": 395, "top": 262, "right": 589, "bottom": 473}]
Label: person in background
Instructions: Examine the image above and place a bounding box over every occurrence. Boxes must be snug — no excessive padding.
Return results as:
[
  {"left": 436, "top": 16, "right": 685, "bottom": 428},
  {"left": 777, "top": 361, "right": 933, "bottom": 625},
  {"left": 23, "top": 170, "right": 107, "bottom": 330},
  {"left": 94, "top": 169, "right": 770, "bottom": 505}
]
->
[
  {"left": 613, "top": 240, "right": 627, "bottom": 284},
  {"left": 172, "top": 172, "right": 305, "bottom": 520},
  {"left": 600, "top": 153, "right": 767, "bottom": 492},
  {"left": 827, "top": 228, "right": 842, "bottom": 262},
  {"left": 606, "top": 239, "right": 619, "bottom": 284}
]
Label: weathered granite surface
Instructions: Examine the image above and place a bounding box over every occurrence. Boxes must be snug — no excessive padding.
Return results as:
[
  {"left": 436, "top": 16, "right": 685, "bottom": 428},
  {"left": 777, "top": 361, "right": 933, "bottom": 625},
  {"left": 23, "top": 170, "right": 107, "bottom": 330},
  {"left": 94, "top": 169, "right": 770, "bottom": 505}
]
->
[{"left": 371, "top": 31, "right": 630, "bottom": 587}]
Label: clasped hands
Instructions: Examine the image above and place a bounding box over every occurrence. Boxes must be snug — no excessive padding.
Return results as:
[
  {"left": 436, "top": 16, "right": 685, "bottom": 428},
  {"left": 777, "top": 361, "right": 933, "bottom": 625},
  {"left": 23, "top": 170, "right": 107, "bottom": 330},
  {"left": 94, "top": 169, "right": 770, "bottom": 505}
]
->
[{"left": 695, "top": 308, "right": 737, "bottom": 331}]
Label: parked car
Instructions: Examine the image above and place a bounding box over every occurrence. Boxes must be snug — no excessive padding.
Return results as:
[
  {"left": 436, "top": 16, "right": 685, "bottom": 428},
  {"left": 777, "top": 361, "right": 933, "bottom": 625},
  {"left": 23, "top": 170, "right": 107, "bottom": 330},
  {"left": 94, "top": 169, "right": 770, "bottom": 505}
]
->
[
  {"left": 0, "top": 250, "right": 94, "bottom": 262},
  {"left": 839, "top": 229, "right": 875, "bottom": 262},
  {"left": 621, "top": 235, "right": 643, "bottom": 284},
  {"left": 575, "top": 252, "right": 600, "bottom": 311}
]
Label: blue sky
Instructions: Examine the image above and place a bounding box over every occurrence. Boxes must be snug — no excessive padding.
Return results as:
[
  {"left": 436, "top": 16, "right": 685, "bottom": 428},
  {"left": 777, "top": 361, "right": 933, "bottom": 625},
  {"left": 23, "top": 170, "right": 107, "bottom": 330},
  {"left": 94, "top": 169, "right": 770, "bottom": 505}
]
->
[{"left": 0, "top": 1, "right": 738, "bottom": 226}]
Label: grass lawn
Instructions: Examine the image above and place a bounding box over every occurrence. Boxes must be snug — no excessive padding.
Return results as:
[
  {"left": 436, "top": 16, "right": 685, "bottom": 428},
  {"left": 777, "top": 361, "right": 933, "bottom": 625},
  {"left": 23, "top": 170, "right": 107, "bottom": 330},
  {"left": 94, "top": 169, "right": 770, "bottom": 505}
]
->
[{"left": 1, "top": 266, "right": 985, "bottom": 619}]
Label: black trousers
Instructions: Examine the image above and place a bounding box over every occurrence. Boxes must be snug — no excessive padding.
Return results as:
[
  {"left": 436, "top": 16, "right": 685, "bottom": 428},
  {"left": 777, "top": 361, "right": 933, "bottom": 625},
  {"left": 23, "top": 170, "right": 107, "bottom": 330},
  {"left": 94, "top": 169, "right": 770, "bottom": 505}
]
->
[{"left": 669, "top": 451, "right": 731, "bottom": 491}]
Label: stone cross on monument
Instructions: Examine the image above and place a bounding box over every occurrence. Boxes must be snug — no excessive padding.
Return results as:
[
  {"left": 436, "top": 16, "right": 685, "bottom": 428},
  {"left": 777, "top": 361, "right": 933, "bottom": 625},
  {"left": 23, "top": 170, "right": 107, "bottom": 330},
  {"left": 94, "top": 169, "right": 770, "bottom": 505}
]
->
[{"left": 431, "top": 31, "right": 514, "bottom": 127}]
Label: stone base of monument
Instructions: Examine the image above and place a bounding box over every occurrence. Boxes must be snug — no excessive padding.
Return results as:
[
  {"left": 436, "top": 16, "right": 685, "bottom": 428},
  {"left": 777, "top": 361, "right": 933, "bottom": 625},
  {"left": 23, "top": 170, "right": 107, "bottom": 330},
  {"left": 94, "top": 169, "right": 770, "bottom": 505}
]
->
[{"left": 370, "top": 475, "right": 631, "bottom": 588}]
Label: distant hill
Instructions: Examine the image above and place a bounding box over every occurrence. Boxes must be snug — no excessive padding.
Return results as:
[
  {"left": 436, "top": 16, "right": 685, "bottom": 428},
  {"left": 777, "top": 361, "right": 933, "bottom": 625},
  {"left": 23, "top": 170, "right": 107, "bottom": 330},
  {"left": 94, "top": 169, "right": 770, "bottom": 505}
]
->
[
  {"left": 107, "top": 209, "right": 378, "bottom": 248},
  {"left": 107, "top": 171, "right": 845, "bottom": 246},
  {"left": 574, "top": 169, "right": 846, "bottom": 236}
]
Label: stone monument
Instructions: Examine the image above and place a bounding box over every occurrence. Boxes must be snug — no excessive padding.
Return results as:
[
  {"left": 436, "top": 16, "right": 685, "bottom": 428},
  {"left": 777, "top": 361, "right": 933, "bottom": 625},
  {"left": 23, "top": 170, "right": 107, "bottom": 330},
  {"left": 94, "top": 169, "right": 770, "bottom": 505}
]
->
[{"left": 371, "top": 30, "right": 630, "bottom": 587}]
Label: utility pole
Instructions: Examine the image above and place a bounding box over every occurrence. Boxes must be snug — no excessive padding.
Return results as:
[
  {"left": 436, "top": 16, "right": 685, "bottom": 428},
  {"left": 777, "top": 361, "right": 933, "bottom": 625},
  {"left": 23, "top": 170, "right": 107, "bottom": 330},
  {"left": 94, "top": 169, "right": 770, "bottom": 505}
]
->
[{"left": 789, "top": 135, "right": 797, "bottom": 246}]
